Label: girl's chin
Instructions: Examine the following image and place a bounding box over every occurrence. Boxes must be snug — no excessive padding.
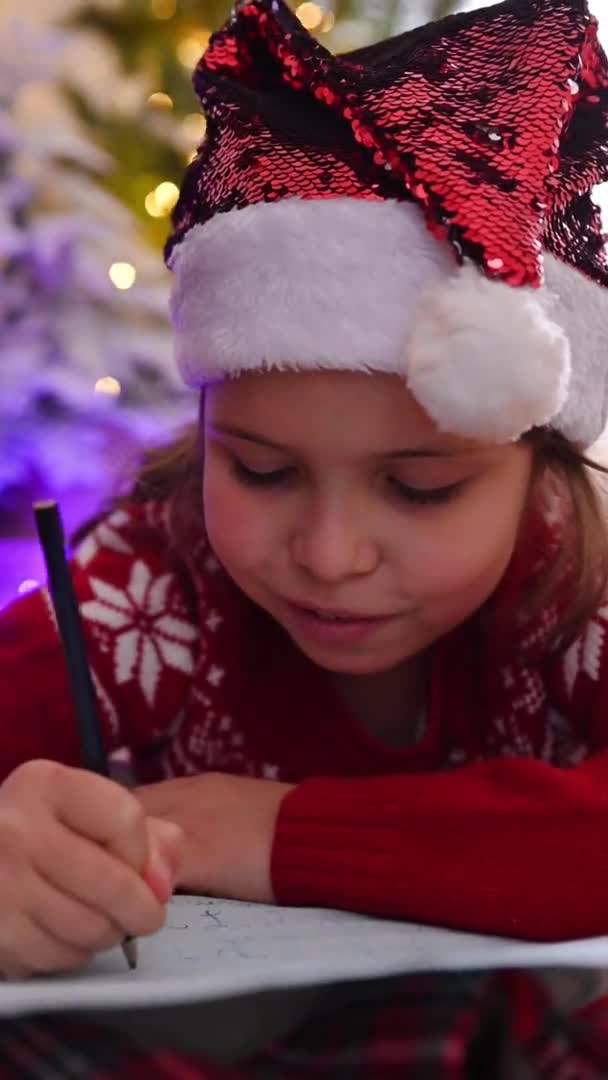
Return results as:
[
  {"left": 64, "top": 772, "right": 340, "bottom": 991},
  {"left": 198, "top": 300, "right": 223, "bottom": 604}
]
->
[{"left": 284, "top": 628, "right": 419, "bottom": 676}]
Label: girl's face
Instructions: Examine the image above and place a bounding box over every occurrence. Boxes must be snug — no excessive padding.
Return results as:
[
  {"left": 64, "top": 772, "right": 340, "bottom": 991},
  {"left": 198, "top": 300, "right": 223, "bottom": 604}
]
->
[{"left": 203, "top": 371, "right": 533, "bottom": 675}]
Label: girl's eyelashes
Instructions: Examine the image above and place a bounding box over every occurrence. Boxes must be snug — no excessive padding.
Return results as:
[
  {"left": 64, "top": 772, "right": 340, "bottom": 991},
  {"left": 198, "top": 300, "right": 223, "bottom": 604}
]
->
[
  {"left": 230, "top": 458, "right": 464, "bottom": 506},
  {"left": 230, "top": 460, "right": 295, "bottom": 487},
  {"left": 387, "top": 476, "right": 464, "bottom": 506}
]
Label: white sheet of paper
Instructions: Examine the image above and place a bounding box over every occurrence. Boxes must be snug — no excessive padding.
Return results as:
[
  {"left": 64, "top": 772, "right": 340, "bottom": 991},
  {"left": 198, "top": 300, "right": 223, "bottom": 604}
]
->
[{"left": 3, "top": 895, "right": 608, "bottom": 1018}]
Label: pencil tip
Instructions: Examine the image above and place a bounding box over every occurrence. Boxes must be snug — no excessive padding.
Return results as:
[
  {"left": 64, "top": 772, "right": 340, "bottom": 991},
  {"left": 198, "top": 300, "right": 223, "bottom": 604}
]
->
[{"left": 122, "top": 937, "right": 138, "bottom": 970}]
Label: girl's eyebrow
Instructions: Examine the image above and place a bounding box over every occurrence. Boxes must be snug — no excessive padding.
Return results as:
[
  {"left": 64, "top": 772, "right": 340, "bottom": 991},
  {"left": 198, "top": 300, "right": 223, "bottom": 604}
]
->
[{"left": 207, "top": 422, "right": 457, "bottom": 459}]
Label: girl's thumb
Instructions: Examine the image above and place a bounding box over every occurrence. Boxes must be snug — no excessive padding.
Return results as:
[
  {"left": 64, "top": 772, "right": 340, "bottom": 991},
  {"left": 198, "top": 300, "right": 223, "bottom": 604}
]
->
[{"left": 143, "top": 817, "right": 184, "bottom": 903}]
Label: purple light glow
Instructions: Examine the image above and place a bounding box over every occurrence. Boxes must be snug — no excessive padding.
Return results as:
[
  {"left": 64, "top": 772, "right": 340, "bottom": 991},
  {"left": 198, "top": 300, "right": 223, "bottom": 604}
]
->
[
  {"left": 0, "top": 484, "right": 112, "bottom": 610},
  {"left": 0, "top": 538, "right": 46, "bottom": 611}
]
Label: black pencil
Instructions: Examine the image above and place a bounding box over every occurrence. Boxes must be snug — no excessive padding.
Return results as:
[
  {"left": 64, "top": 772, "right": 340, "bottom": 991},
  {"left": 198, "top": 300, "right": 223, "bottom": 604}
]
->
[{"left": 33, "top": 500, "right": 137, "bottom": 971}]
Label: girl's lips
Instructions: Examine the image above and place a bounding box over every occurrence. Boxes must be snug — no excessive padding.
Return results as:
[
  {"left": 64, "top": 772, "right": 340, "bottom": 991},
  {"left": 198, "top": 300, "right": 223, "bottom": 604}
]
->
[
  {"left": 298, "top": 605, "right": 389, "bottom": 620},
  {"left": 285, "top": 602, "right": 399, "bottom": 646}
]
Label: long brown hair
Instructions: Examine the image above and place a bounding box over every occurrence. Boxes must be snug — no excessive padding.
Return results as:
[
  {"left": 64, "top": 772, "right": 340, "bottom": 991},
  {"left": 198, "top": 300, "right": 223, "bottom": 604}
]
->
[
  {"left": 71, "top": 422, "right": 203, "bottom": 547},
  {"left": 522, "top": 428, "right": 608, "bottom": 649},
  {"left": 71, "top": 415, "right": 608, "bottom": 655}
]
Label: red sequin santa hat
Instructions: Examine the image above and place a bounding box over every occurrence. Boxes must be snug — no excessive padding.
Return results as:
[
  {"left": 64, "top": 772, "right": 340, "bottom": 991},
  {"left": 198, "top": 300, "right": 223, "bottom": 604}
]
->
[{"left": 165, "top": 0, "right": 608, "bottom": 446}]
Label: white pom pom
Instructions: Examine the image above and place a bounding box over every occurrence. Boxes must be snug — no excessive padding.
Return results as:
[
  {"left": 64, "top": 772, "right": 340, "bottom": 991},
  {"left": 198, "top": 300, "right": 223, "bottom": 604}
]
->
[{"left": 405, "top": 265, "right": 571, "bottom": 442}]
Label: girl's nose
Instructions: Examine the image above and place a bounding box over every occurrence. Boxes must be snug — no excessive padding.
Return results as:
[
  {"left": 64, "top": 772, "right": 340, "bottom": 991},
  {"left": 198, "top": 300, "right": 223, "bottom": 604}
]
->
[{"left": 290, "top": 506, "right": 379, "bottom": 582}]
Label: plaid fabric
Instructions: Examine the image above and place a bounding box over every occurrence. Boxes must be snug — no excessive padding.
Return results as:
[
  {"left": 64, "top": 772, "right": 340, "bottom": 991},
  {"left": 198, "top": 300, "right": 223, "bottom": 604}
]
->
[{"left": 1, "top": 969, "right": 607, "bottom": 1080}]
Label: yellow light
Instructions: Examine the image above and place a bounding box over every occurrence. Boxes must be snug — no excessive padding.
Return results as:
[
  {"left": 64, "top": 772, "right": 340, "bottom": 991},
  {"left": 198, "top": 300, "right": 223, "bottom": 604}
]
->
[
  {"left": 181, "top": 112, "right": 207, "bottom": 144},
  {"left": 320, "top": 11, "right": 335, "bottom": 32},
  {"left": 177, "top": 32, "right": 210, "bottom": 69},
  {"left": 145, "top": 182, "right": 179, "bottom": 218},
  {"left": 108, "top": 262, "right": 136, "bottom": 290},
  {"left": 296, "top": 2, "right": 324, "bottom": 30},
  {"left": 145, "top": 190, "right": 164, "bottom": 218},
  {"left": 149, "top": 0, "right": 176, "bottom": 18},
  {"left": 94, "top": 376, "right": 122, "bottom": 396},
  {"left": 147, "top": 91, "right": 173, "bottom": 110},
  {"left": 154, "top": 181, "right": 180, "bottom": 213}
]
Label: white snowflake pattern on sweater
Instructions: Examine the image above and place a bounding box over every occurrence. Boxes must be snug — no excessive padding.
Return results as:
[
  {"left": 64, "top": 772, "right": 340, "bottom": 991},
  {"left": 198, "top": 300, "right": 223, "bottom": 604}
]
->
[
  {"left": 75, "top": 509, "right": 134, "bottom": 567},
  {"left": 70, "top": 504, "right": 283, "bottom": 779},
  {"left": 562, "top": 603, "right": 608, "bottom": 694},
  {"left": 81, "top": 558, "right": 198, "bottom": 709}
]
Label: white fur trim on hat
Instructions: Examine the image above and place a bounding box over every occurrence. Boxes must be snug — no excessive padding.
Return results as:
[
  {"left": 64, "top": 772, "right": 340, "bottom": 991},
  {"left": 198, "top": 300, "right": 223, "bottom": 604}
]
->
[
  {"left": 545, "top": 255, "right": 608, "bottom": 448},
  {"left": 406, "top": 264, "right": 571, "bottom": 442},
  {"left": 168, "top": 196, "right": 608, "bottom": 446}
]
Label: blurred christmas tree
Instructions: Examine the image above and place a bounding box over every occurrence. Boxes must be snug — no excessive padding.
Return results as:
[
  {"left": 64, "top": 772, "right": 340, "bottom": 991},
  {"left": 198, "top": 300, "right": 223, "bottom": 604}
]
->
[{"left": 0, "top": 15, "right": 193, "bottom": 535}]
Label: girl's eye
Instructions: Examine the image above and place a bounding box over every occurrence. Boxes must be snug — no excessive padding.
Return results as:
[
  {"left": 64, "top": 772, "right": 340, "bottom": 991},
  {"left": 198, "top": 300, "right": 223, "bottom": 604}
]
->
[
  {"left": 388, "top": 477, "right": 463, "bottom": 506},
  {"left": 231, "top": 459, "right": 464, "bottom": 504},
  {"left": 231, "top": 460, "right": 294, "bottom": 487}
]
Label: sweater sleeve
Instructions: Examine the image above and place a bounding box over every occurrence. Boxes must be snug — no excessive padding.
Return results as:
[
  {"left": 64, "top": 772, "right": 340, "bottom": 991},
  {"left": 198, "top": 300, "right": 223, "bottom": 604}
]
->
[
  {"left": 271, "top": 750, "right": 608, "bottom": 942},
  {"left": 0, "top": 502, "right": 200, "bottom": 781},
  {"left": 271, "top": 594, "right": 608, "bottom": 944}
]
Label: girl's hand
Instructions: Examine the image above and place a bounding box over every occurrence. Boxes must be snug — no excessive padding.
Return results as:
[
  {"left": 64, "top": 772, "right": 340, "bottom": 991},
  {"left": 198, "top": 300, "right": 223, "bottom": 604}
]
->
[
  {"left": 0, "top": 760, "right": 183, "bottom": 979},
  {"left": 134, "top": 773, "right": 296, "bottom": 904}
]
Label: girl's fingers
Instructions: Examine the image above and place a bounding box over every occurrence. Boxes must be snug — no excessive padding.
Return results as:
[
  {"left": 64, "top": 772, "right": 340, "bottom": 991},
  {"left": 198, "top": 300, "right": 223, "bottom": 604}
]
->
[
  {"left": 0, "top": 763, "right": 178, "bottom": 980},
  {"left": 27, "top": 873, "right": 123, "bottom": 954},
  {"left": 32, "top": 819, "right": 166, "bottom": 938},
  {"left": 144, "top": 817, "right": 185, "bottom": 902},
  {"left": 42, "top": 762, "right": 150, "bottom": 872},
  {"left": 4, "top": 761, "right": 150, "bottom": 872},
  {"left": 0, "top": 915, "right": 90, "bottom": 981}
]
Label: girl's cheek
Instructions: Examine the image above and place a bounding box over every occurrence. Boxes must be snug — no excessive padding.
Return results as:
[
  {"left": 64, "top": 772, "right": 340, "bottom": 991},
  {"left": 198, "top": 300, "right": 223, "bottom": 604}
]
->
[
  {"left": 401, "top": 527, "right": 514, "bottom": 608},
  {"left": 204, "top": 488, "right": 267, "bottom": 574},
  {"left": 204, "top": 473, "right": 246, "bottom": 538}
]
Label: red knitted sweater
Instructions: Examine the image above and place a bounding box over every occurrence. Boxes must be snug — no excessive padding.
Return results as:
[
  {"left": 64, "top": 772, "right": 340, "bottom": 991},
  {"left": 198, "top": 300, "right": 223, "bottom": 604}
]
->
[{"left": 2, "top": 498, "right": 608, "bottom": 943}]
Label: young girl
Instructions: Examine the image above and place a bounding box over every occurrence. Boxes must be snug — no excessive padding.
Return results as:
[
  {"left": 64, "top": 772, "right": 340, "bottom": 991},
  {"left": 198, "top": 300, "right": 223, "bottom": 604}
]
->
[{"left": 2, "top": 0, "right": 608, "bottom": 1037}]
